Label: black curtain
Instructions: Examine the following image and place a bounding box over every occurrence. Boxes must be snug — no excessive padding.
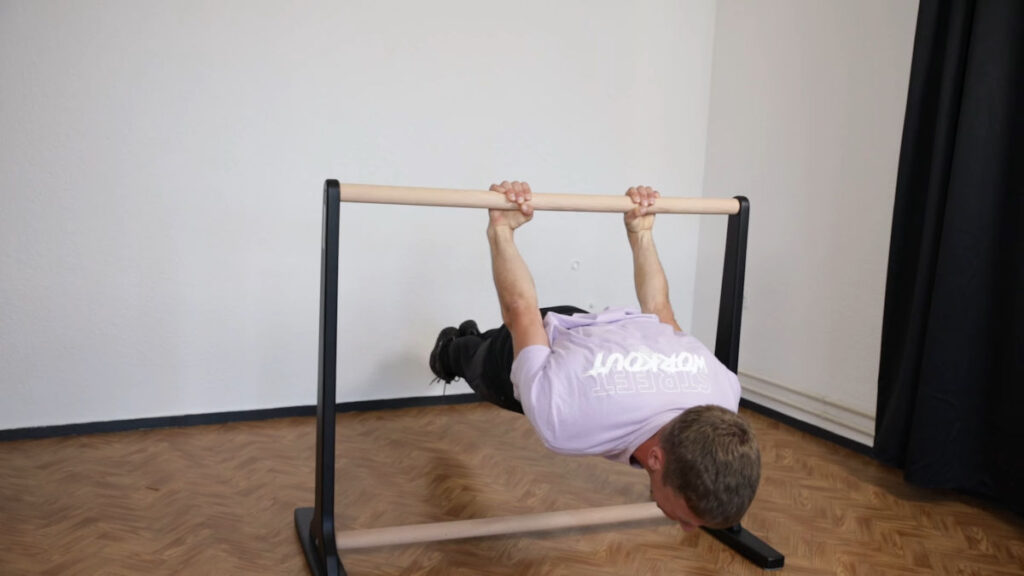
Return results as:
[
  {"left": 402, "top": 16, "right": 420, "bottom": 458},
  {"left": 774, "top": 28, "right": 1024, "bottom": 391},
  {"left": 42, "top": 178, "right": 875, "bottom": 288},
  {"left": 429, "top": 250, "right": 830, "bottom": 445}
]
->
[{"left": 874, "top": 0, "right": 1024, "bottom": 515}]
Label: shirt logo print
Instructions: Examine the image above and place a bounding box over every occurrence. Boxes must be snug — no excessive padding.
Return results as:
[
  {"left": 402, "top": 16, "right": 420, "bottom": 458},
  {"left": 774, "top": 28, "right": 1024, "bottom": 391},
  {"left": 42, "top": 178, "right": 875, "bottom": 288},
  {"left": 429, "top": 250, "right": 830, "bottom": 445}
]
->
[{"left": 584, "top": 348, "right": 712, "bottom": 396}]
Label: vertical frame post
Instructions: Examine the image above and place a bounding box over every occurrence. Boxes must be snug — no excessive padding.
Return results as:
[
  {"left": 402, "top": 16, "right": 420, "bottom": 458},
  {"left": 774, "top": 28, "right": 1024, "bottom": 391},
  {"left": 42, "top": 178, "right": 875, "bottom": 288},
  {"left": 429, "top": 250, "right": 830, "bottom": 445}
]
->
[
  {"left": 714, "top": 195, "right": 749, "bottom": 373},
  {"left": 295, "top": 180, "right": 346, "bottom": 576},
  {"left": 705, "top": 196, "right": 784, "bottom": 570}
]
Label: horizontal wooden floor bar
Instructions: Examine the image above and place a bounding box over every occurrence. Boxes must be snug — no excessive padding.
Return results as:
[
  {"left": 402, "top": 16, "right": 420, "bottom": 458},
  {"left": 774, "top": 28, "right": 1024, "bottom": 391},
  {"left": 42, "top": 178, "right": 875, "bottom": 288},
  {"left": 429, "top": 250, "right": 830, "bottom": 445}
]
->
[
  {"left": 339, "top": 183, "right": 740, "bottom": 215},
  {"left": 335, "top": 502, "right": 667, "bottom": 550}
]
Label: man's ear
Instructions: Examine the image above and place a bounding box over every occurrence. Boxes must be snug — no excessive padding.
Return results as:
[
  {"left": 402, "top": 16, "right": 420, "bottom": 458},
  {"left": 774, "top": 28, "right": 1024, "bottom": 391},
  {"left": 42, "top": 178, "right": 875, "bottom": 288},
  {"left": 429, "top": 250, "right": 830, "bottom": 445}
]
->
[{"left": 647, "top": 445, "right": 665, "bottom": 472}]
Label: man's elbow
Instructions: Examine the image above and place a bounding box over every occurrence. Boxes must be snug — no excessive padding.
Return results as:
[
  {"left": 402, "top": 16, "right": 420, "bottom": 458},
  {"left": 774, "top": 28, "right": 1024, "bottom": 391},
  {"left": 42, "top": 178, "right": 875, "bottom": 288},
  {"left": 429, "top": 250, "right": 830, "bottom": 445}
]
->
[
  {"left": 501, "top": 299, "right": 539, "bottom": 324},
  {"left": 644, "top": 302, "right": 678, "bottom": 328}
]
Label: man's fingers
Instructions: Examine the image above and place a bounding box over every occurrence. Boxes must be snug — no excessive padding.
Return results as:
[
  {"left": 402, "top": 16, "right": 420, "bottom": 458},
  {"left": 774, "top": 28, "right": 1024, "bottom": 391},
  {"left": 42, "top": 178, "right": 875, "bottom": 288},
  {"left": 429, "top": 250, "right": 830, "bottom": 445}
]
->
[
  {"left": 491, "top": 179, "right": 533, "bottom": 207},
  {"left": 623, "top": 184, "right": 660, "bottom": 225},
  {"left": 630, "top": 185, "right": 649, "bottom": 208},
  {"left": 641, "top": 186, "right": 653, "bottom": 205},
  {"left": 511, "top": 181, "right": 524, "bottom": 203}
]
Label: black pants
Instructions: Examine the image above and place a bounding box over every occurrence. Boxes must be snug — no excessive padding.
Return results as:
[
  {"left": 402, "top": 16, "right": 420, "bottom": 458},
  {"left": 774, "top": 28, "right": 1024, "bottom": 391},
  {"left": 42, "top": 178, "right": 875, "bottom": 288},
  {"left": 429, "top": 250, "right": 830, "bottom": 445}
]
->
[{"left": 446, "top": 305, "right": 587, "bottom": 414}]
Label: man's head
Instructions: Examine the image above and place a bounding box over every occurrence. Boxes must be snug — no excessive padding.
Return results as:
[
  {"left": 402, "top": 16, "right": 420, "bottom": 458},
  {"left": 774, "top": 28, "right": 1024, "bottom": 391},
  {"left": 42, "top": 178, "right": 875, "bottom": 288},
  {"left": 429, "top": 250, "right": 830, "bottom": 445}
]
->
[{"left": 642, "top": 405, "right": 761, "bottom": 530}]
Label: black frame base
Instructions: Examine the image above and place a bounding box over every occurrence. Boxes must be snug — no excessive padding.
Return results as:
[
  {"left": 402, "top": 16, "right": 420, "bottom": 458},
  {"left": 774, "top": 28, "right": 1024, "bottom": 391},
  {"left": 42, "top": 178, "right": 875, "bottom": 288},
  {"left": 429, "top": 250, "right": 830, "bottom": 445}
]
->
[
  {"left": 704, "top": 524, "right": 785, "bottom": 569},
  {"left": 295, "top": 507, "right": 345, "bottom": 576}
]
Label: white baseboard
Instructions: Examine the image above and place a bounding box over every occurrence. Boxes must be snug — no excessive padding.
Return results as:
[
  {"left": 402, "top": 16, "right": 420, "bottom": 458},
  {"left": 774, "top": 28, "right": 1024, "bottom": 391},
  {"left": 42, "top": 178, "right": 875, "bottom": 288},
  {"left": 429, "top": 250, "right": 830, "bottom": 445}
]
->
[{"left": 738, "top": 371, "right": 876, "bottom": 447}]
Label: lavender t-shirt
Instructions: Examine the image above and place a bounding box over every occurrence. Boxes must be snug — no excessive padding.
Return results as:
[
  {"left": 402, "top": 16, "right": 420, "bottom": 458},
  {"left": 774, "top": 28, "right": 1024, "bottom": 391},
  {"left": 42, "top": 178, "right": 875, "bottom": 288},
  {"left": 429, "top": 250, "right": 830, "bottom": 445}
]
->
[{"left": 510, "top": 308, "right": 741, "bottom": 465}]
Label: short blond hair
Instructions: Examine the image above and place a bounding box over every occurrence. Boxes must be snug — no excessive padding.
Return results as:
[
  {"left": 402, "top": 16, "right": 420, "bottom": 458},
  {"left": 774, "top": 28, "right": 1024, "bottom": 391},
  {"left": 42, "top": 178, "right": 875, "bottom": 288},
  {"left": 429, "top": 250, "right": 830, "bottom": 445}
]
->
[{"left": 659, "top": 405, "right": 761, "bottom": 528}]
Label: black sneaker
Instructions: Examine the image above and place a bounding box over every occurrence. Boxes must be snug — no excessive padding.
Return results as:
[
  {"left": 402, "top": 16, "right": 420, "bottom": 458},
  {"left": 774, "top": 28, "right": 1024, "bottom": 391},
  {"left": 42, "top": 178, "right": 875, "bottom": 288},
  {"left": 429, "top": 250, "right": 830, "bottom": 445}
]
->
[
  {"left": 457, "top": 320, "right": 480, "bottom": 337},
  {"left": 429, "top": 326, "right": 459, "bottom": 383}
]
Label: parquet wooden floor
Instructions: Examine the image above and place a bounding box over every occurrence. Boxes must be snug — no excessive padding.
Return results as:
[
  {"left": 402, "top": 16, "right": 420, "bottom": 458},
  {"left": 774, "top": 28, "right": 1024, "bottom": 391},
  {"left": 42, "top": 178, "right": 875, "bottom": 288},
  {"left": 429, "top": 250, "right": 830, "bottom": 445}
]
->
[{"left": 1, "top": 403, "right": 1022, "bottom": 575}]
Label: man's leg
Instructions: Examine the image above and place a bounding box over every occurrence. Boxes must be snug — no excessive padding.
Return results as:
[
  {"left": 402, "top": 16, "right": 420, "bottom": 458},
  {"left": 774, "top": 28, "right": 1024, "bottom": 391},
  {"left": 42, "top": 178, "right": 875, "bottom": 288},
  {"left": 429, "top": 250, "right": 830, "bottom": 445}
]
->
[{"left": 444, "top": 305, "right": 587, "bottom": 414}]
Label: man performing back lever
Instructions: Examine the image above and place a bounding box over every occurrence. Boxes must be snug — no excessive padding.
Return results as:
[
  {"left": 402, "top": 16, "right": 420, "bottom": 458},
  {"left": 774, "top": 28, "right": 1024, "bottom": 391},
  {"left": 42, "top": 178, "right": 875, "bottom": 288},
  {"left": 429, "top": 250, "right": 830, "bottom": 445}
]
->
[{"left": 429, "top": 180, "right": 761, "bottom": 531}]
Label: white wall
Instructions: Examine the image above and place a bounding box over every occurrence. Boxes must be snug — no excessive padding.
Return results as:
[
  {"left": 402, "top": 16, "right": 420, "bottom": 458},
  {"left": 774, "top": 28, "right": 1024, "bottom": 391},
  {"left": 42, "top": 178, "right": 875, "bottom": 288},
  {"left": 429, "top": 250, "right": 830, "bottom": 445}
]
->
[
  {"left": 0, "top": 1, "right": 719, "bottom": 429},
  {"left": 693, "top": 0, "right": 919, "bottom": 444}
]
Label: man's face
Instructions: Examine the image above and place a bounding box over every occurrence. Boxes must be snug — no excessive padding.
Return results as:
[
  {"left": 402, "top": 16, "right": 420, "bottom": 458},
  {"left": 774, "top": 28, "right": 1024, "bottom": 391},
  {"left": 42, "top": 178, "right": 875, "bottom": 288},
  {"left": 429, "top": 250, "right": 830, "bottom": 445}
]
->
[
  {"left": 646, "top": 447, "right": 705, "bottom": 532},
  {"left": 649, "top": 476, "right": 705, "bottom": 532}
]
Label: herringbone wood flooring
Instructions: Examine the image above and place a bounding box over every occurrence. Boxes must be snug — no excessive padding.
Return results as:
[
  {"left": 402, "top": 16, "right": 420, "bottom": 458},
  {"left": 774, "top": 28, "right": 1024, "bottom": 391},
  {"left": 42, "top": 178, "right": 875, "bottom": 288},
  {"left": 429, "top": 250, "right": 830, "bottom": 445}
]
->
[{"left": 1, "top": 403, "right": 1022, "bottom": 575}]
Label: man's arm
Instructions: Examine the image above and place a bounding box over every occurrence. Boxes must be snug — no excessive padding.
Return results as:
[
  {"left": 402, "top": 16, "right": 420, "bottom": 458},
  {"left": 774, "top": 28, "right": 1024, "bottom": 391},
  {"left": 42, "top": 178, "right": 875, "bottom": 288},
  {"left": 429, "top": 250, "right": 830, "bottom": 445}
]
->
[
  {"left": 626, "top": 185, "right": 682, "bottom": 331},
  {"left": 488, "top": 181, "right": 549, "bottom": 356}
]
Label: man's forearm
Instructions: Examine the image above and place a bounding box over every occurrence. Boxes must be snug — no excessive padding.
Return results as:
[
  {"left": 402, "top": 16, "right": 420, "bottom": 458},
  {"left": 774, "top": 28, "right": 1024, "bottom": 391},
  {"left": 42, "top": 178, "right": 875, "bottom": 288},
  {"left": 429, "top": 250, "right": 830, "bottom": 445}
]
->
[
  {"left": 629, "top": 229, "right": 674, "bottom": 321},
  {"left": 488, "top": 225, "right": 539, "bottom": 319}
]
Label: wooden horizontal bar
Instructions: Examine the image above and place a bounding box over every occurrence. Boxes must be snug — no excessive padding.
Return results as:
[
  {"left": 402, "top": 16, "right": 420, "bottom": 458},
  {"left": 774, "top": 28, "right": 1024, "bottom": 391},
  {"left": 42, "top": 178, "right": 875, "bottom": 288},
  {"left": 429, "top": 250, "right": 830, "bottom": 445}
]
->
[
  {"left": 335, "top": 502, "right": 667, "bottom": 550},
  {"left": 339, "top": 183, "right": 740, "bottom": 215}
]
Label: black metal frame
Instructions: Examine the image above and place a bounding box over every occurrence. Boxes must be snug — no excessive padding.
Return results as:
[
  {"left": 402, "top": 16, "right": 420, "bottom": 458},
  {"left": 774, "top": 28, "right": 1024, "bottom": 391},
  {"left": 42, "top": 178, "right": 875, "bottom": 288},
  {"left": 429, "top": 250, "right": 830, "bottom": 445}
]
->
[
  {"left": 295, "top": 180, "right": 344, "bottom": 576},
  {"left": 703, "top": 197, "right": 785, "bottom": 569},
  {"left": 294, "top": 183, "right": 783, "bottom": 574}
]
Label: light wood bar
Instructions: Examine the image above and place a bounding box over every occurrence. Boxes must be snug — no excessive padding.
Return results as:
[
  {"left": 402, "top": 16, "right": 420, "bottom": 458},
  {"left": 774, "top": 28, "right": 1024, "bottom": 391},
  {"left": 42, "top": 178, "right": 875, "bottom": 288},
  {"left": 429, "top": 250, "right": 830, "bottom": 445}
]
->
[
  {"left": 339, "top": 183, "right": 740, "bottom": 215},
  {"left": 334, "top": 502, "right": 667, "bottom": 550}
]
